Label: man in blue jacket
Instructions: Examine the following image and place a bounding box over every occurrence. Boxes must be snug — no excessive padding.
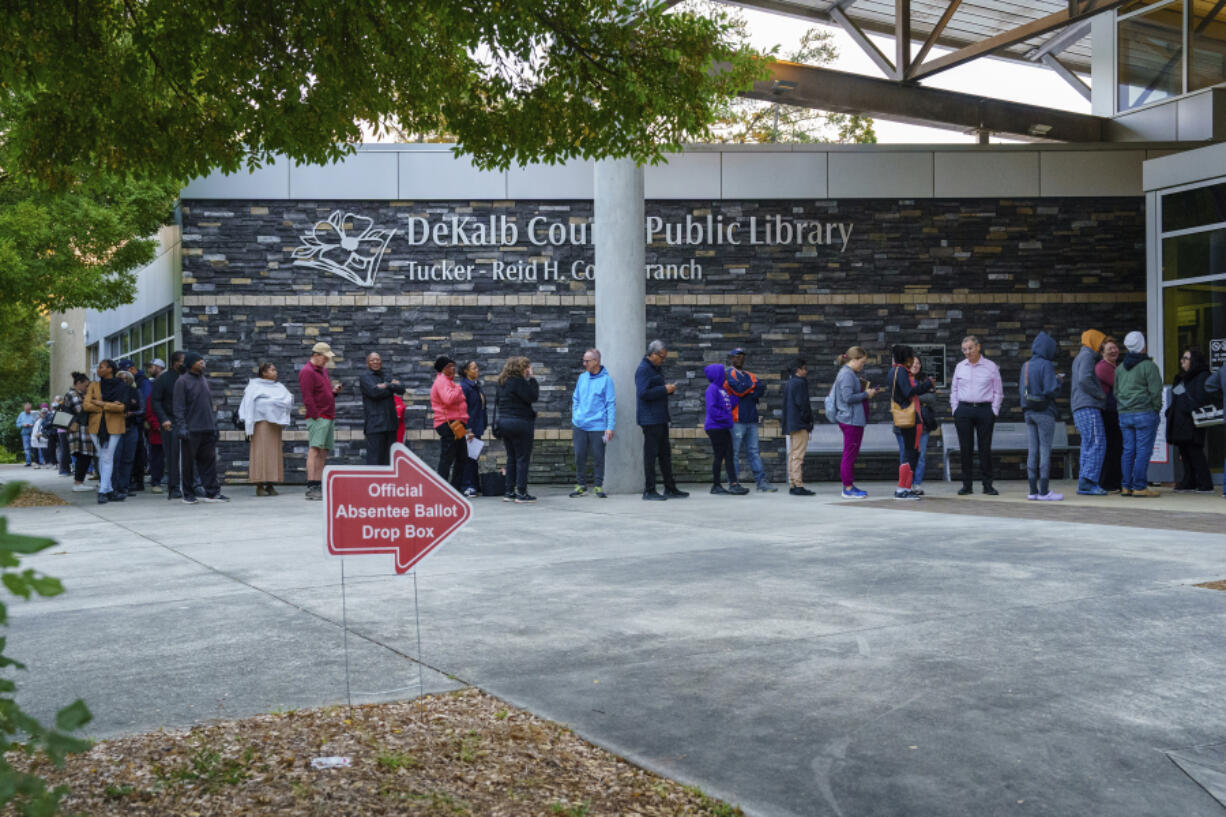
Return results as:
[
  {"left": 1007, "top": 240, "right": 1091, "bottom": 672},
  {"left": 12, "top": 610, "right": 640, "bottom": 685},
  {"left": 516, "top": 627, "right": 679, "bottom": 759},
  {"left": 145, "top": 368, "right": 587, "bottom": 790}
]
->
[
  {"left": 725, "top": 348, "right": 776, "bottom": 492},
  {"left": 635, "top": 339, "right": 688, "bottom": 501},
  {"left": 569, "top": 348, "right": 615, "bottom": 498}
]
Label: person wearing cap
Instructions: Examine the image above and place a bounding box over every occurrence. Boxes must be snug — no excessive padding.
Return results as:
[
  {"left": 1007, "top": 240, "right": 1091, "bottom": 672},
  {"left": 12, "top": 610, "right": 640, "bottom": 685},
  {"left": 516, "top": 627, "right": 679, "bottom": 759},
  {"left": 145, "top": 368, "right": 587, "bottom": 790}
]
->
[
  {"left": 1071, "top": 329, "right": 1109, "bottom": 496},
  {"left": 725, "top": 347, "right": 776, "bottom": 493},
  {"left": 144, "top": 358, "right": 167, "bottom": 492},
  {"left": 949, "top": 334, "right": 1004, "bottom": 495},
  {"left": 359, "top": 351, "right": 405, "bottom": 467},
  {"left": 430, "top": 356, "right": 470, "bottom": 489},
  {"left": 1114, "top": 331, "right": 1164, "bottom": 497},
  {"left": 299, "top": 341, "right": 342, "bottom": 501},
  {"left": 151, "top": 352, "right": 186, "bottom": 499},
  {"left": 172, "top": 352, "right": 229, "bottom": 504},
  {"left": 29, "top": 404, "right": 50, "bottom": 468}
]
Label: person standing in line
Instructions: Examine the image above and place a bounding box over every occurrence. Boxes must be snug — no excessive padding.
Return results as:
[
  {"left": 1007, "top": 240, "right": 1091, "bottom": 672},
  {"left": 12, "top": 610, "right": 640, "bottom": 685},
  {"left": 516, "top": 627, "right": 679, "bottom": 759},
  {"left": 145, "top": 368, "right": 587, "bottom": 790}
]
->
[
  {"left": 64, "top": 372, "right": 95, "bottom": 492},
  {"left": 636, "top": 339, "right": 688, "bottom": 501},
  {"left": 494, "top": 356, "right": 539, "bottom": 503},
  {"left": 569, "top": 349, "right": 614, "bottom": 498},
  {"left": 725, "top": 348, "right": 776, "bottom": 493},
  {"left": 1021, "top": 331, "right": 1064, "bottom": 501},
  {"left": 83, "top": 360, "right": 127, "bottom": 504},
  {"left": 430, "top": 356, "right": 469, "bottom": 489},
  {"left": 910, "top": 356, "right": 937, "bottom": 495},
  {"left": 704, "top": 362, "right": 748, "bottom": 495},
  {"left": 781, "top": 358, "right": 815, "bottom": 496},
  {"left": 1167, "top": 347, "right": 1215, "bottom": 493},
  {"left": 142, "top": 359, "right": 165, "bottom": 490},
  {"left": 1095, "top": 337, "right": 1124, "bottom": 493},
  {"left": 298, "top": 341, "right": 342, "bottom": 501},
  {"left": 1115, "top": 331, "right": 1164, "bottom": 498},
  {"left": 151, "top": 352, "right": 186, "bottom": 500},
  {"left": 359, "top": 351, "right": 405, "bottom": 467},
  {"left": 833, "top": 346, "right": 882, "bottom": 499},
  {"left": 1070, "top": 329, "right": 1109, "bottom": 496},
  {"left": 239, "top": 362, "right": 295, "bottom": 496},
  {"left": 1203, "top": 351, "right": 1226, "bottom": 498},
  {"left": 890, "top": 345, "right": 933, "bottom": 500},
  {"left": 112, "top": 370, "right": 143, "bottom": 499},
  {"left": 459, "top": 361, "right": 488, "bottom": 498},
  {"left": 949, "top": 335, "right": 1003, "bottom": 495},
  {"left": 43, "top": 401, "right": 59, "bottom": 472},
  {"left": 55, "top": 395, "right": 73, "bottom": 476},
  {"left": 121, "top": 360, "right": 149, "bottom": 492},
  {"left": 172, "top": 352, "right": 229, "bottom": 504},
  {"left": 15, "top": 403, "right": 36, "bottom": 467},
  {"left": 29, "top": 407, "right": 49, "bottom": 468}
]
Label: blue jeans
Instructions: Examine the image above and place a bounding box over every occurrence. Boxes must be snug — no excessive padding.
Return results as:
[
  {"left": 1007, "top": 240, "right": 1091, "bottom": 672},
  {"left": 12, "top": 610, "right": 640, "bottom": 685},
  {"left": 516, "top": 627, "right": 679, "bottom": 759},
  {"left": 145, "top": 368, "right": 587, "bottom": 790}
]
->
[
  {"left": 1025, "top": 412, "right": 1055, "bottom": 493},
  {"left": 20, "top": 430, "right": 32, "bottom": 465},
  {"left": 893, "top": 428, "right": 930, "bottom": 485},
  {"left": 1119, "top": 411, "right": 1159, "bottom": 491},
  {"left": 1073, "top": 407, "right": 1105, "bottom": 485},
  {"left": 731, "top": 423, "right": 767, "bottom": 485},
  {"left": 112, "top": 426, "right": 140, "bottom": 494},
  {"left": 90, "top": 434, "right": 120, "bottom": 495}
]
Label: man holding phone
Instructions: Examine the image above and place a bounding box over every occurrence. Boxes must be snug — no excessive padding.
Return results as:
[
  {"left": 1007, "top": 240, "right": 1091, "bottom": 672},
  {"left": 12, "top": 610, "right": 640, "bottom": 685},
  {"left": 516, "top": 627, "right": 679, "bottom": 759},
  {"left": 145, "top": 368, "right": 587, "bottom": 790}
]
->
[{"left": 636, "top": 339, "right": 688, "bottom": 501}]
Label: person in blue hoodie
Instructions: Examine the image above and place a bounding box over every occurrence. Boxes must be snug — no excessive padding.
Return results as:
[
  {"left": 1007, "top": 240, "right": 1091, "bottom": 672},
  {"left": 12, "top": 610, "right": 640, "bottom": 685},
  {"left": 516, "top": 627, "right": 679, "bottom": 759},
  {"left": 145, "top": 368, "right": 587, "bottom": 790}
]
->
[
  {"left": 725, "top": 348, "right": 775, "bottom": 492},
  {"left": 570, "top": 348, "right": 615, "bottom": 498},
  {"left": 704, "top": 363, "right": 748, "bottom": 495},
  {"left": 1020, "top": 331, "right": 1065, "bottom": 501}
]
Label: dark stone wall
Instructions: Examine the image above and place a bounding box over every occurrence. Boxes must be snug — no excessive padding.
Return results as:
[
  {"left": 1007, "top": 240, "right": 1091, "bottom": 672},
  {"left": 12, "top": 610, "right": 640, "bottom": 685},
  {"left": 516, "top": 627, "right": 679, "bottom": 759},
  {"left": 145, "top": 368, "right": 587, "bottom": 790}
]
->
[{"left": 180, "top": 197, "right": 1145, "bottom": 487}]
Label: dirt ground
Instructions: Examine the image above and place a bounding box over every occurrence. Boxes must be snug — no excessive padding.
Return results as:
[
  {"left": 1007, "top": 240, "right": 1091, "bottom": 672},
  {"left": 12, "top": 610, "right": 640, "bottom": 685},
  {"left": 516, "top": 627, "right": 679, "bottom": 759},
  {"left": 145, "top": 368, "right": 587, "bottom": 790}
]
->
[{"left": 10, "top": 688, "right": 744, "bottom": 817}]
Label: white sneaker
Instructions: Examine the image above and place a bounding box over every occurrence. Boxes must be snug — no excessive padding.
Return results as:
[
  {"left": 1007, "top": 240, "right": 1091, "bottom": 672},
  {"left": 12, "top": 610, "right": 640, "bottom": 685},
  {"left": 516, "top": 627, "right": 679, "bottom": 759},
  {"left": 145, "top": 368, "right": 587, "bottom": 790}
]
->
[{"left": 71, "top": 483, "right": 93, "bottom": 492}]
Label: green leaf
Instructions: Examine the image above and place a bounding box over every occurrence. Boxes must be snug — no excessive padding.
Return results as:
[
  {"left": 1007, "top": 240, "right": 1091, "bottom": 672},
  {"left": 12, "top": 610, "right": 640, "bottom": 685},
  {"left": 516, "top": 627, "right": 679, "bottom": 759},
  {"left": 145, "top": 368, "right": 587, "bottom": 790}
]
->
[
  {"left": 1, "top": 574, "right": 29, "bottom": 600},
  {"left": 54, "top": 700, "right": 91, "bottom": 733},
  {"left": 26, "top": 575, "right": 62, "bottom": 598}
]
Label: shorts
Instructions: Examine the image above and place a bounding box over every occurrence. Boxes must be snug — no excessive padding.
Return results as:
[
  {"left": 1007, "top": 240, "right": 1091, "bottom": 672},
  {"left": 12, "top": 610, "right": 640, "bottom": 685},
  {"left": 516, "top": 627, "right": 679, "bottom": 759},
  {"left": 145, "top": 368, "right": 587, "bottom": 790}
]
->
[{"left": 306, "top": 418, "right": 335, "bottom": 450}]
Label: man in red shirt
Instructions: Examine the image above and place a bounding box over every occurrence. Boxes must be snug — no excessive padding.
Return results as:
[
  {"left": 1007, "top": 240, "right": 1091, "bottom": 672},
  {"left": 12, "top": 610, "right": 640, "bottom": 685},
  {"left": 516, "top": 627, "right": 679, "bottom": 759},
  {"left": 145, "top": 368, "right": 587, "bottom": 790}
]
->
[{"left": 298, "top": 341, "right": 343, "bottom": 501}]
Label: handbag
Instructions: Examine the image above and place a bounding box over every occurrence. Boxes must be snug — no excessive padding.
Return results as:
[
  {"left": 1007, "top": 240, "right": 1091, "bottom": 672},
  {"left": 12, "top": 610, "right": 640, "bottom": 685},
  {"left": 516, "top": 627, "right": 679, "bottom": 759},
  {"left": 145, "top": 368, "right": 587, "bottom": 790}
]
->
[
  {"left": 447, "top": 419, "right": 466, "bottom": 439},
  {"left": 51, "top": 410, "right": 76, "bottom": 431},
  {"left": 480, "top": 471, "right": 507, "bottom": 497},
  {"left": 890, "top": 367, "right": 916, "bottom": 429},
  {"left": 1022, "top": 361, "right": 1050, "bottom": 411},
  {"left": 1192, "top": 405, "right": 1224, "bottom": 428}
]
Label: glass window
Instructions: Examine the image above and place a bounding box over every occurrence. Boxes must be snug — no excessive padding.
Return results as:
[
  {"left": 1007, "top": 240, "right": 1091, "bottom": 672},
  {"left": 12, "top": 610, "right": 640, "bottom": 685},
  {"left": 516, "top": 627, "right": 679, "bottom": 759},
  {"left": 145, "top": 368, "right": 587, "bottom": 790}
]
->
[
  {"left": 1162, "top": 280, "right": 1226, "bottom": 471},
  {"left": 1162, "top": 182, "right": 1226, "bottom": 232},
  {"left": 154, "top": 313, "right": 167, "bottom": 340},
  {"left": 1163, "top": 226, "right": 1226, "bottom": 280},
  {"left": 1118, "top": 2, "right": 1184, "bottom": 111},
  {"left": 1190, "top": 0, "right": 1226, "bottom": 91}
]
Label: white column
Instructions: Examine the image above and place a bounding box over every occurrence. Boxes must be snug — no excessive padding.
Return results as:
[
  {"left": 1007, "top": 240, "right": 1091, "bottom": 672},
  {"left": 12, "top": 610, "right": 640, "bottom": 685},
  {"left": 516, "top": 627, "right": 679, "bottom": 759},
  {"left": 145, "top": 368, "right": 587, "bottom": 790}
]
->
[{"left": 594, "top": 158, "right": 646, "bottom": 495}]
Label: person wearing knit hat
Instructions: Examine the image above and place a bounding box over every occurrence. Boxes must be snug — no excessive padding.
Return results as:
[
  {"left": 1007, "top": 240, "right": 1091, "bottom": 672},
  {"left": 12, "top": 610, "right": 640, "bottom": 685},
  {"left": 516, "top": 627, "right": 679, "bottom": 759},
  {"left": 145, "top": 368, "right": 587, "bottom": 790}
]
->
[
  {"left": 1114, "top": 331, "right": 1163, "bottom": 497},
  {"left": 1071, "top": 329, "right": 1109, "bottom": 496},
  {"left": 172, "top": 352, "right": 229, "bottom": 504}
]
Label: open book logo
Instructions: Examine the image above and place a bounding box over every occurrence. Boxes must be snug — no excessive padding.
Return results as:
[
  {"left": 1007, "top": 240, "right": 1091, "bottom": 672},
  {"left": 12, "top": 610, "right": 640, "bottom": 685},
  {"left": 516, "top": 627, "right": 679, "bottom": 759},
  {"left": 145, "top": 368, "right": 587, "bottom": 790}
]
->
[{"left": 292, "top": 211, "right": 396, "bottom": 288}]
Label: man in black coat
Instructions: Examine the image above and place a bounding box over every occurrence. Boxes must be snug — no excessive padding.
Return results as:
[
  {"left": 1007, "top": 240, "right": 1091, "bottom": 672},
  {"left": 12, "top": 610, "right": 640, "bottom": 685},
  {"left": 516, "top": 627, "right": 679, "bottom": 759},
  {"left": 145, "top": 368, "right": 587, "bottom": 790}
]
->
[
  {"left": 172, "top": 351, "right": 228, "bottom": 504},
  {"left": 359, "top": 351, "right": 405, "bottom": 466},
  {"left": 150, "top": 350, "right": 186, "bottom": 499}
]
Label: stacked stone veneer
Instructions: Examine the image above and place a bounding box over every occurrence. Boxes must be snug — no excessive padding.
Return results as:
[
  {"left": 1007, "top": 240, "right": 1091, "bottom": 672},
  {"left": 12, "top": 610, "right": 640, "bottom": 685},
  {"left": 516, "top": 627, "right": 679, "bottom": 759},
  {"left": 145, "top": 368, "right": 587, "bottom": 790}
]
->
[{"left": 180, "top": 197, "right": 1146, "bottom": 487}]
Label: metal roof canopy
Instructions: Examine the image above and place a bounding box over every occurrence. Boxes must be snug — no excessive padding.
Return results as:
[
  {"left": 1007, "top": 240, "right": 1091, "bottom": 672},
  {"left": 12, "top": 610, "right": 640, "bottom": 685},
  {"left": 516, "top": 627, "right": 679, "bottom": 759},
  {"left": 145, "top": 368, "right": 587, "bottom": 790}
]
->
[{"left": 716, "top": 0, "right": 1128, "bottom": 140}]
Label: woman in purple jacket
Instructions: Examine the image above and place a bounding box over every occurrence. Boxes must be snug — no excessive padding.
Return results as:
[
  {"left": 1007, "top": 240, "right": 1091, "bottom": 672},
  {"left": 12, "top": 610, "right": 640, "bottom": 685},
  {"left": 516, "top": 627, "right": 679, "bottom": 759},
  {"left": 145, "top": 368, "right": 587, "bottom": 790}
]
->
[{"left": 705, "top": 363, "right": 749, "bottom": 495}]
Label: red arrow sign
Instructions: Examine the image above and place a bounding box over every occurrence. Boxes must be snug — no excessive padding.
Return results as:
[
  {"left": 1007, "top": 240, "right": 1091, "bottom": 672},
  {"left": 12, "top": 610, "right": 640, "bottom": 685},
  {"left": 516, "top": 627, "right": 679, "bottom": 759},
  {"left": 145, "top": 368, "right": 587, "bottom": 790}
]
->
[{"left": 324, "top": 443, "right": 472, "bottom": 574}]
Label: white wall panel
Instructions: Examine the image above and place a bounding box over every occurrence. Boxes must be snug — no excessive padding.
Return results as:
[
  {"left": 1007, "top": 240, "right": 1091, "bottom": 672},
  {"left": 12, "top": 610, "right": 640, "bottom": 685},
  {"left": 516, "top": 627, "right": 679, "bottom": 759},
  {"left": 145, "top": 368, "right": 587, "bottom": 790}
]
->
[
  {"left": 645, "top": 153, "right": 722, "bottom": 199},
  {"left": 507, "top": 160, "right": 593, "bottom": 199},
  {"left": 181, "top": 157, "right": 291, "bottom": 199},
  {"left": 290, "top": 152, "right": 399, "bottom": 200},
  {"left": 398, "top": 151, "right": 506, "bottom": 200},
  {"left": 1143, "top": 142, "right": 1226, "bottom": 191},
  {"left": 828, "top": 151, "right": 933, "bottom": 198},
  {"left": 934, "top": 152, "right": 1039, "bottom": 197},
  {"left": 721, "top": 152, "right": 827, "bottom": 199},
  {"left": 1040, "top": 150, "right": 1145, "bottom": 196}
]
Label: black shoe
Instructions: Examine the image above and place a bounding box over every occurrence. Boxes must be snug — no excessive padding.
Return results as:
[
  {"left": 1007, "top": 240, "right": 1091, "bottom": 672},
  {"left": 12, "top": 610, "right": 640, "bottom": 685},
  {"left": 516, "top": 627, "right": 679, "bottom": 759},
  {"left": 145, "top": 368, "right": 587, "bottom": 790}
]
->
[
  {"left": 789, "top": 486, "right": 815, "bottom": 496},
  {"left": 642, "top": 491, "right": 667, "bottom": 501},
  {"left": 983, "top": 486, "right": 999, "bottom": 496},
  {"left": 96, "top": 493, "right": 108, "bottom": 504},
  {"left": 110, "top": 492, "right": 126, "bottom": 502},
  {"left": 911, "top": 488, "right": 925, "bottom": 496},
  {"left": 710, "top": 484, "right": 729, "bottom": 495},
  {"left": 503, "top": 493, "right": 515, "bottom": 502},
  {"left": 728, "top": 484, "right": 750, "bottom": 495},
  {"left": 200, "top": 493, "right": 230, "bottom": 503},
  {"left": 168, "top": 489, "right": 183, "bottom": 500},
  {"left": 514, "top": 493, "right": 536, "bottom": 503},
  {"left": 129, "top": 484, "right": 145, "bottom": 492},
  {"left": 664, "top": 489, "right": 690, "bottom": 499},
  {"left": 957, "top": 486, "right": 973, "bottom": 496},
  {"left": 182, "top": 493, "right": 198, "bottom": 505}
]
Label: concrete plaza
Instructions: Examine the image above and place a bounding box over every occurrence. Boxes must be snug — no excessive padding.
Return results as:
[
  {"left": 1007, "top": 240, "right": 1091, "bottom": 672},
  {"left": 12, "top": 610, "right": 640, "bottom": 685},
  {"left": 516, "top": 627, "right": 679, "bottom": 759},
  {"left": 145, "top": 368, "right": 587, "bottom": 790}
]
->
[{"left": 4, "top": 463, "right": 1226, "bottom": 816}]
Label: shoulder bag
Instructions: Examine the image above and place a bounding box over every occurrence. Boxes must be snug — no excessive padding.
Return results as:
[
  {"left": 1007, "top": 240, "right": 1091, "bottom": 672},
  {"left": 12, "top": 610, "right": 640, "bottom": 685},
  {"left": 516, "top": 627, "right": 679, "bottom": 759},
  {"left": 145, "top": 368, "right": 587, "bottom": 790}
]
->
[
  {"left": 1022, "top": 361, "right": 1050, "bottom": 411},
  {"left": 890, "top": 367, "right": 916, "bottom": 429}
]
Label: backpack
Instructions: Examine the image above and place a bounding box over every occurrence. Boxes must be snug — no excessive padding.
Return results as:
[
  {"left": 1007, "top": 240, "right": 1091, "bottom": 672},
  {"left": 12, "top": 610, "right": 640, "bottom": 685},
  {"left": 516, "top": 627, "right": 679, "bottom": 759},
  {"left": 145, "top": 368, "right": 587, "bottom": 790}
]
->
[{"left": 823, "top": 387, "right": 837, "bottom": 421}]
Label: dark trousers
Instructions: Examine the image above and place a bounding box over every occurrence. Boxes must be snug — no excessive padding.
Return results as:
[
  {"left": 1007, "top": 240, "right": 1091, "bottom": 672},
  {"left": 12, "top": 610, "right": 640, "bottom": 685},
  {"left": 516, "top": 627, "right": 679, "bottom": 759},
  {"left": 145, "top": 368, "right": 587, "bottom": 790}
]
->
[
  {"left": 131, "top": 429, "right": 146, "bottom": 487},
  {"left": 502, "top": 426, "right": 534, "bottom": 496},
  {"left": 164, "top": 428, "right": 181, "bottom": 492},
  {"left": 180, "top": 432, "right": 220, "bottom": 498},
  {"left": 73, "top": 452, "right": 92, "bottom": 483},
  {"left": 58, "top": 434, "right": 72, "bottom": 474},
  {"left": 434, "top": 425, "right": 466, "bottom": 489},
  {"left": 1176, "top": 441, "right": 1214, "bottom": 491},
  {"left": 706, "top": 428, "right": 736, "bottom": 486},
  {"left": 113, "top": 426, "right": 140, "bottom": 495},
  {"left": 642, "top": 423, "right": 679, "bottom": 493},
  {"left": 1100, "top": 410, "right": 1123, "bottom": 491},
  {"left": 45, "top": 436, "right": 58, "bottom": 468},
  {"left": 148, "top": 442, "right": 164, "bottom": 485},
  {"left": 899, "top": 425, "right": 921, "bottom": 471},
  {"left": 953, "top": 404, "right": 995, "bottom": 488},
  {"left": 366, "top": 431, "right": 393, "bottom": 466}
]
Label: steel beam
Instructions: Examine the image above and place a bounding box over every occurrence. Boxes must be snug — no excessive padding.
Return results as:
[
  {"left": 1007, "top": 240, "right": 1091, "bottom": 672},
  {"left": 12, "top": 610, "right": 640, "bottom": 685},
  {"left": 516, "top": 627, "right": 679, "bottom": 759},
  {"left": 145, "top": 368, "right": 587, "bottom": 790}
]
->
[
  {"left": 1024, "top": 20, "right": 1090, "bottom": 61},
  {"left": 910, "top": 0, "right": 963, "bottom": 77},
  {"left": 1040, "top": 53, "right": 1092, "bottom": 101},
  {"left": 895, "top": 0, "right": 911, "bottom": 81},
  {"left": 733, "top": 61, "right": 1108, "bottom": 142},
  {"left": 829, "top": 4, "right": 896, "bottom": 77},
  {"left": 908, "top": 0, "right": 1131, "bottom": 81}
]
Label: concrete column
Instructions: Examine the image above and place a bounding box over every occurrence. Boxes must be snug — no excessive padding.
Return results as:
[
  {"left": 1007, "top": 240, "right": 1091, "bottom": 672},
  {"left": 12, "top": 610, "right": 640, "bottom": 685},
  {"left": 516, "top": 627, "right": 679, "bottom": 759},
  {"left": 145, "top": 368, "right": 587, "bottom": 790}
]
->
[{"left": 594, "top": 158, "right": 646, "bottom": 495}]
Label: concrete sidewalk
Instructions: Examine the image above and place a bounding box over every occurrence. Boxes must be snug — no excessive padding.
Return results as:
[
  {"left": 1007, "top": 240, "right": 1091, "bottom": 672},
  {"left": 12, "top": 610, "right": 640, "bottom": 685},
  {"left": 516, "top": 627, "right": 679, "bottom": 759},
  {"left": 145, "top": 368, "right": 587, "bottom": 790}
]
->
[{"left": 4, "top": 464, "right": 1226, "bottom": 816}]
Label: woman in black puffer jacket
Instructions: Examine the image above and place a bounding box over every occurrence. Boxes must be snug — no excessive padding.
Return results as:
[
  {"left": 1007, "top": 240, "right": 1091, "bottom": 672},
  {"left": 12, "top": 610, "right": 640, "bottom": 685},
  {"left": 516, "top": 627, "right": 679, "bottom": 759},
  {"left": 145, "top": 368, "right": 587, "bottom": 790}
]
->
[
  {"left": 1167, "top": 346, "right": 1214, "bottom": 493},
  {"left": 495, "top": 356, "right": 540, "bottom": 504}
]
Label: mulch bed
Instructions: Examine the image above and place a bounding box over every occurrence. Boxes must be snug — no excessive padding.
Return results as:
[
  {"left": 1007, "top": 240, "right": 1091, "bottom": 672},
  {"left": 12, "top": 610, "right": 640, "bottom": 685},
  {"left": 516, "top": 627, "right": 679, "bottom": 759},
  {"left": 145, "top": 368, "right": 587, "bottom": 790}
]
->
[
  {"left": 1193, "top": 580, "right": 1226, "bottom": 591},
  {"left": 9, "top": 688, "right": 742, "bottom": 817},
  {"left": 1, "top": 483, "right": 68, "bottom": 507}
]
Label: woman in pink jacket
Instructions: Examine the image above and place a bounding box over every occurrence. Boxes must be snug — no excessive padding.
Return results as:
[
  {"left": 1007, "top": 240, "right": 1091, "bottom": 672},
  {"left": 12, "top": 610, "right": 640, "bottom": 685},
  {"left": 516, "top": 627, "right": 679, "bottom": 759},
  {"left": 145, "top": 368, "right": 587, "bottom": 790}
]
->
[{"left": 431, "top": 356, "right": 469, "bottom": 488}]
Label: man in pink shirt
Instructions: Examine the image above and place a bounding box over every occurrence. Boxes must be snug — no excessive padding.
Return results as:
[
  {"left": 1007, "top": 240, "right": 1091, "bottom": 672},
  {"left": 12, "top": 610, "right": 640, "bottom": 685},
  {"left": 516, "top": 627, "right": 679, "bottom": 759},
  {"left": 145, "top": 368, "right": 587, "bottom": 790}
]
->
[
  {"left": 298, "top": 341, "right": 343, "bottom": 501},
  {"left": 949, "top": 334, "right": 1004, "bottom": 495}
]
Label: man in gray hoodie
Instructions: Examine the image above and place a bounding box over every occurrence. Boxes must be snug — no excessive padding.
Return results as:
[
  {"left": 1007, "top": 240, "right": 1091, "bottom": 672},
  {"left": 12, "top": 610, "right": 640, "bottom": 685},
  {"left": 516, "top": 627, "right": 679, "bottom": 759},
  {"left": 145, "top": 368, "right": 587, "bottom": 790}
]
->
[
  {"left": 1070, "top": 329, "right": 1109, "bottom": 496},
  {"left": 172, "top": 351, "right": 228, "bottom": 504}
]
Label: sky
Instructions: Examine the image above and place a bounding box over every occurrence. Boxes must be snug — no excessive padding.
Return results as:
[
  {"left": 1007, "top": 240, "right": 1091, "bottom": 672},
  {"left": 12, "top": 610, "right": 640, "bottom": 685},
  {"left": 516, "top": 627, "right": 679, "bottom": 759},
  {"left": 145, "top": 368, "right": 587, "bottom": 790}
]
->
[{"left": 732, "top": 7, "right": 1093, "bottom": 144}]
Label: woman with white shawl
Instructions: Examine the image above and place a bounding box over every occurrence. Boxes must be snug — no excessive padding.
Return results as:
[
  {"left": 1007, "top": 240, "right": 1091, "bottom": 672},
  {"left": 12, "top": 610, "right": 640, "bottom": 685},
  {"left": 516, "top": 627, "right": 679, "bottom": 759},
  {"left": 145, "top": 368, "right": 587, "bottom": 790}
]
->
[{"left": 238, "top": 362, "right": 295, "bottom": 496}]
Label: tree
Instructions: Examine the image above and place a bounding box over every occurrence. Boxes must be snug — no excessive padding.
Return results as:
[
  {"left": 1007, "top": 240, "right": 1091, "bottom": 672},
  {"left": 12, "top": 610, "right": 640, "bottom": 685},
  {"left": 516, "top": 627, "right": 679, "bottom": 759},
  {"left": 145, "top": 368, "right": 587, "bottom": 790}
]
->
[{"left": 1, "top": 0, "right": 766, "bottom": 187}]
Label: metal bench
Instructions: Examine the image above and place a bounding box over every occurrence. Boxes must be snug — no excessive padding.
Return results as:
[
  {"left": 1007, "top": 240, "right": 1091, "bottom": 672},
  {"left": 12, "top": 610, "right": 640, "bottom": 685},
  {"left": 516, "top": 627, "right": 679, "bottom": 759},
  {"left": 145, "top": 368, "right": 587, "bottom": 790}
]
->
[
  {"left": 941, "top": 421, "right": 1073, "bottom": 482},
  {"left": 802, "top": 423, "right": 904, "bottom": 455}
]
